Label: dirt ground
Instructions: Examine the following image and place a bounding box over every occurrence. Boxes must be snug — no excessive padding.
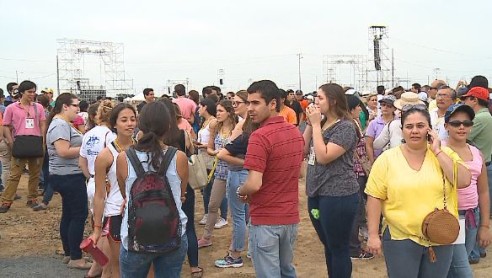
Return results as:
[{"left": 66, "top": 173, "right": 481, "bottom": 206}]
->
[{"left": 0, "top": 174, "right": 491, "bottom": 277}]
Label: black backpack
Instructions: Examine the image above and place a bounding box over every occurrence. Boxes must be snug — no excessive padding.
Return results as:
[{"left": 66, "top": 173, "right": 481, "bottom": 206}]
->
[{"left": 125, "top": 146, "right": 181, "bottom": 254}]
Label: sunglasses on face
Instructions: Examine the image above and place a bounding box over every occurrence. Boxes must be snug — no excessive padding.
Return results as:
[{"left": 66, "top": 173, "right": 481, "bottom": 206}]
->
[
  {"left": 401, "top": 104, "right": 427, "bottom": 112},
  {"left": 447, "top": 120, "right": 473, "bottom": 127}
]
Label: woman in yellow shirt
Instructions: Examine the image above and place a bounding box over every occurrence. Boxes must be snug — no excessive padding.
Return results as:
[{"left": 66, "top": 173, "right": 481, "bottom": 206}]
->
[{"left": 365, "top": 105, "right": 471, "bottom": 278}]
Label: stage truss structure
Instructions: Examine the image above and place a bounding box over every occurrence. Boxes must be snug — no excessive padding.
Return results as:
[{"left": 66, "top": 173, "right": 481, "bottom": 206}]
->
[{"left": 57, "top": 38, "right": 133, "bottom": 100}]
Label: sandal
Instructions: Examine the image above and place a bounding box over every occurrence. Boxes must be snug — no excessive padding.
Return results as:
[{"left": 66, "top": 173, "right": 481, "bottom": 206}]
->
[
  {"left": 84, "top": 272, "right": 102, "bottom": 278},
  {"left": 67, "top": 260, "right": 93, "bottom": 270},
  {"left": 191, "top": 267, "right": 203, "bottom": 278}
]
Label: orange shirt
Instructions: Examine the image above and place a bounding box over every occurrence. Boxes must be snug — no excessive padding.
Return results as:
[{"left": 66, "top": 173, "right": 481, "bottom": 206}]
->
[
  {"left": 299, "top": 99, "right": 309, "bottom": 121},
  {"left": 279, "top": 106, "right": 297, "bottom": 125}
]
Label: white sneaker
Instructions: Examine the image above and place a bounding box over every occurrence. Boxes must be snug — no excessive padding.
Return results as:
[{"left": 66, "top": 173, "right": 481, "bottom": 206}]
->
[
  {"left": 199, "top": 214, "right": 208, "bottom": 225},
  {"left": 214, "top": 217, "right": 228, "bottom": 229}
]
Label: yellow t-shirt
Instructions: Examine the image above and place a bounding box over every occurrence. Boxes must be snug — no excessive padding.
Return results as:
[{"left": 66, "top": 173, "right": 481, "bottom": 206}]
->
[{"left": 365, "top": 146, "right": 463, "bottom": 246}]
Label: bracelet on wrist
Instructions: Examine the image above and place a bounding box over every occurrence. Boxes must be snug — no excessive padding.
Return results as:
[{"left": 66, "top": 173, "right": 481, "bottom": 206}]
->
[
  {"left": 94, "top": 224, "right": 102, "bottom": 229},
  {"left": 480, "top": 225, "right": 490, "bottom": 229},
  {"left": 435, "top": 150, "right": 443, "bottom": 157}
]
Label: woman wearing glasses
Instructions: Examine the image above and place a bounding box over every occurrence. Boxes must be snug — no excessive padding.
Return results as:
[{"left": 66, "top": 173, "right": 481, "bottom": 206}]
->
[
  {"left": 365, "top": 95, "right": 396, "bottom": 163},
  {"left": 365, "top": 105, "right": 471, "bottom": 278},
  {"left": 444, "top": 104, "right": 491, "bottom": 277},
  {"left": 47, "top": 93, "right": 91, "bottom": 269}
]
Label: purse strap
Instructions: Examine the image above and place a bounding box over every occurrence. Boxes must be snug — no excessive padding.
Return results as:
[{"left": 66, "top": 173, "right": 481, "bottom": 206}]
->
[{"left": 441, "top": 155, "right": 458, "bottom": 210}]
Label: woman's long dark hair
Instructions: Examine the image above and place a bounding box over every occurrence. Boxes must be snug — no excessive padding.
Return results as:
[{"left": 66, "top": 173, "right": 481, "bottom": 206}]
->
[
  {"left": 135, "top": 101, "right": 171, "bottom": 170},
  {"left": 159, "top": 98, "right": 181, "bottom": 149},
  {"left": 47, "top": 93, "right": 78, "bottom": 127}
]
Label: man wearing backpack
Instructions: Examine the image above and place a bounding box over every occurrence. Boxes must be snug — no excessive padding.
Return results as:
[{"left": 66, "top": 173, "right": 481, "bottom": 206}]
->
[{"left": 237, "top": 80, "right": 304, "bottom": 278}]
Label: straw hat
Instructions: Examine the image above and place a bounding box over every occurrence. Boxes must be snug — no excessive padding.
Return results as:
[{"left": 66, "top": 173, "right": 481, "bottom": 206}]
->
[{"left": 394, "top": 92, "right": 424, "bottom": 110}]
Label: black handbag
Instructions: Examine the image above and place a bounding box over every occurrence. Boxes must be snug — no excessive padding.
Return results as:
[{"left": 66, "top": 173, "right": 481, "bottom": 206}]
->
[
  {"left": 12, "top": 135, "right": 44, "bottom": 158},
  {"left": 11, "top": 103, "right": 44, "bottom": 158}
]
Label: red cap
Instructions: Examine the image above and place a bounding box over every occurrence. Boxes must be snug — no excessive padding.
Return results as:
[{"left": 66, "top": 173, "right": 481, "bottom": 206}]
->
[{"left": 461, "top": 87, "right": 489, "bottom": 101}]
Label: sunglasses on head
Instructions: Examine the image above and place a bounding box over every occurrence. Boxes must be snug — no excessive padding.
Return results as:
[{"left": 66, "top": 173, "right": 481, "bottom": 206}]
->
[
  {"left": 447, "top": 120, "right": 473, "bottom": 128},
  {"left": 401, "top": 104, "right": 427, "bottom": 112}
]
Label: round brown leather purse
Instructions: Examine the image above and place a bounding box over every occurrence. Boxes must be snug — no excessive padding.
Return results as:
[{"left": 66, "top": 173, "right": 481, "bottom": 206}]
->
[
  {"left": 421, "top": 162, "right": 460, "bottom": 262},
  {"left": 421, "top": 207, "right": 459, "bottom": 244}
]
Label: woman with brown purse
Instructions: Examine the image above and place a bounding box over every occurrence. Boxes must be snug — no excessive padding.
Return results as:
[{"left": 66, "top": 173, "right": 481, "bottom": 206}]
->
[{"left": 365, "top": 105, "right": 471, "bottom": 278}]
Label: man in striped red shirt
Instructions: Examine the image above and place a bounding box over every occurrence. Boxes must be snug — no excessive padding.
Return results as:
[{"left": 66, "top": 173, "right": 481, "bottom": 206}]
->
[{"left": 238, "top": 80, "right": 304, "bottom": 278}]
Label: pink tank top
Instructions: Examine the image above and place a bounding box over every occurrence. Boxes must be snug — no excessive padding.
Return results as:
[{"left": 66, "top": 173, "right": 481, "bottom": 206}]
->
[{"left": 457, "top": 145, "right": 482, "bottom": 210}]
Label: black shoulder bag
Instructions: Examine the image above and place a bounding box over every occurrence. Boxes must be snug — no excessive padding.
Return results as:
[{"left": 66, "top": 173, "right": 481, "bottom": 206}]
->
[{"left": 12, "top": 103, "right": 44, "bottom": 158}]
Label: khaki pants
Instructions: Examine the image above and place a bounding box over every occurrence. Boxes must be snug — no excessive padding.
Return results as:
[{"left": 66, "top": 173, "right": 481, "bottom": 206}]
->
[
  {"left": 0, "top": 140, "right": 11, "bottom": 187},
  {"left": 203, "top": 178, "right": 227, "bottom": 240},
  {"left": 1, "top": 156, "right": 43, "bottom": 203}
]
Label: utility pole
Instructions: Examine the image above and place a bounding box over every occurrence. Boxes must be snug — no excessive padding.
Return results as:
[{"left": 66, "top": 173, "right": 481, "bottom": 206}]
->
[
  {"left": 297, "top": 53, "right": 302, "bottom": 90},
  {"left": 16, "top": 70, "right": 19, "bottom": 83}
]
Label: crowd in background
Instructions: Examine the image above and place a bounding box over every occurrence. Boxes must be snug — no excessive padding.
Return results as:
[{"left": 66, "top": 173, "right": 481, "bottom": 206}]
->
[{"left": 0, "top": 76, "right": 491, "bottom": 278}]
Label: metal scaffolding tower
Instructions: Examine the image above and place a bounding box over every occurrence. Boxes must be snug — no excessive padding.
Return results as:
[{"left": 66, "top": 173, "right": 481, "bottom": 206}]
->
[
  {"left": 367, "top": 26, "right": 391, "bottom": 89},
  {"left": 57, "top": 38, "right": 133, "bottom": 99},
  {"left": 323, "top": 55, "right": 367, "bottom": 90}
]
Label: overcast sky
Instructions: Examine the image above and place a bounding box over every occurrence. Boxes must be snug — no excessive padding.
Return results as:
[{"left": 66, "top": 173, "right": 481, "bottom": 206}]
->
[{"left": 1, "top": 0, "right": 491, "bottom": 96}]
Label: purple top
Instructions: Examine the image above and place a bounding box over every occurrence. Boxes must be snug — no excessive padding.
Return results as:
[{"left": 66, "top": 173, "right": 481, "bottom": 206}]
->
[{"left": 365, "top": 116, "right": 386, "bottom": 158}]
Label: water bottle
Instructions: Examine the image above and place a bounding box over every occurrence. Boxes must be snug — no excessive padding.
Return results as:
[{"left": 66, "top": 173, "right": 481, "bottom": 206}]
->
[{"left": 80, "top": 238, "right": 109, "bottom": 266}]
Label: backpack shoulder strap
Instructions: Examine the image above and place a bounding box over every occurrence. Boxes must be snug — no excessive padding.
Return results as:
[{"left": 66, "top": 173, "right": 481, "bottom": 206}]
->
[
  {"left": 157, "top": 146, "right": 178, "bottom": 176},
  {"left": 126, "top": 147, "right": 146, "bottom": 177}
]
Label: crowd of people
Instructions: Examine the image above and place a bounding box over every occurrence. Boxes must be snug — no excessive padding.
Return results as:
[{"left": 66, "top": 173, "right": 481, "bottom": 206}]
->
[{"left": 0, "top": 76, "right": 491, "bottom": 278}]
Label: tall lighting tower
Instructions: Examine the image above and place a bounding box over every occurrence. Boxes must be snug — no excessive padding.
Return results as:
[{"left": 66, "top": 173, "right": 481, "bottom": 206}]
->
[{"left": 367, "top": 26, "right": 391, "bottom": 89}]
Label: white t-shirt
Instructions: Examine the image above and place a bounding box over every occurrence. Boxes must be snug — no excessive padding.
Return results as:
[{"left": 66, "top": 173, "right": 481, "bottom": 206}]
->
[
  {"left": 105, "top": 141, "right": 124, "bottom": 217},
  {"left": 79, "top": 125, "right": 116, "bottom": 175},
  {"left": 430, "top": 109, "right": 447, "bottom": 140},
  {"left": 373, "top": 119, "right": 403, "bottom": 150}
]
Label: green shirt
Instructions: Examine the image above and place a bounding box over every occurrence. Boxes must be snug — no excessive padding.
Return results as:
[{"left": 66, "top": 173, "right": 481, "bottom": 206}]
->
[
  {"left": 359, "top": 111, "right": 367, "bottom": 130},
  {"left": 468, "top": 108, "right": 492, "bottom": 163}
]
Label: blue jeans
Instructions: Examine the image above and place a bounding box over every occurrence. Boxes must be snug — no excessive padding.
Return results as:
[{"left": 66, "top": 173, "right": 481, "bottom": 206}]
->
[
  {"left": 382, "top": 228, "right": 453, "bottom": 278},
  {"left": 308, "top": 193, "right": 359, "bottom": 278},
  {"left": 202, "top": 170, "right": 227, "bottom": 219},
  {"left": 51, "top": 173, "right": 88, "bottom": 260},
  {"left": 448, "top": 209, "right": 476, "bottom": 278},
  {"left": 249, "top": 224, "right": 298, "bottom": 278},
  {"left": 448, "top": 244, "right": 473, "bottom": 278},
  {"left": 41, "top": 153, "right": 54, "bottom": 205},
  {"left": 469, "top": 207, "right": 484, "bottom": 261},
  {"left": 182, "top": 185, "right": 198, "bottom": 267},
  {"left": 226, "top": 169, "right": 249, "bottom": 252},
  {"left": 120, "top": 235, "right": 188, "bottom": 278}
]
